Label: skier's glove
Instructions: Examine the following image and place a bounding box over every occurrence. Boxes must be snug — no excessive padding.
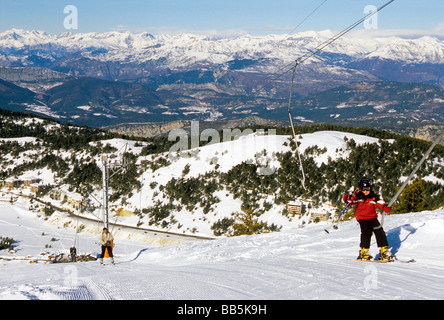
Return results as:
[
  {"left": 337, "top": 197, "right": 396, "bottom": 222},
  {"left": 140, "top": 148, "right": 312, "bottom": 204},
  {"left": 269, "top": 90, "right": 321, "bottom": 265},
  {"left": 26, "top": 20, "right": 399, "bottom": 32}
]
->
[
  {"left": 382, "top": 204, "right": 391, "bottom": 213},
  {"left": 343, "top": 194, "right": 354, "bottom": 203}
]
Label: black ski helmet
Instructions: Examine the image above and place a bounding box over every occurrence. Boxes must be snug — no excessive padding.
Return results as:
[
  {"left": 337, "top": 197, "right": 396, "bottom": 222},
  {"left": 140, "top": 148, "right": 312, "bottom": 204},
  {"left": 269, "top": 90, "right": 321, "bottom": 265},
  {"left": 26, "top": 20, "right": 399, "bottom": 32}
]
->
[{"left": 358, "top": 177, "right": 373, "bottom": 189}]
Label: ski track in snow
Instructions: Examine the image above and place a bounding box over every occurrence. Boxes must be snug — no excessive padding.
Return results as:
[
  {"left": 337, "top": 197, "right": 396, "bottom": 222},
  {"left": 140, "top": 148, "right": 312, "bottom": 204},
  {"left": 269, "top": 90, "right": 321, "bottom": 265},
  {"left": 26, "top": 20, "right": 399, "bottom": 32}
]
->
[{"left": 0, "top": 201, "right": 443, "bottom": 300}]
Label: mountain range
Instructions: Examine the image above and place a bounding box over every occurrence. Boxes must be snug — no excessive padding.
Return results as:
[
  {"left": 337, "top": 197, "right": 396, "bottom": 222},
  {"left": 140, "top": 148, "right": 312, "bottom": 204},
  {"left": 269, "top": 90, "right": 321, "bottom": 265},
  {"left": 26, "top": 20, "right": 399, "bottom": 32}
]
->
[{"left": 0, "top": 28, "right": 443, "bottom": 129}]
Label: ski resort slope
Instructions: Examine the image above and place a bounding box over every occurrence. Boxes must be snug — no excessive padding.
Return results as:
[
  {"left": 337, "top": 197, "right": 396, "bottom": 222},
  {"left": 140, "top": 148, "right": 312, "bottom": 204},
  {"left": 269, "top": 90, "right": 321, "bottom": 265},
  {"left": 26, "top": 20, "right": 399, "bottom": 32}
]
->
[{"left": 0, "top": 201, "right": 443, "bottom": 300}]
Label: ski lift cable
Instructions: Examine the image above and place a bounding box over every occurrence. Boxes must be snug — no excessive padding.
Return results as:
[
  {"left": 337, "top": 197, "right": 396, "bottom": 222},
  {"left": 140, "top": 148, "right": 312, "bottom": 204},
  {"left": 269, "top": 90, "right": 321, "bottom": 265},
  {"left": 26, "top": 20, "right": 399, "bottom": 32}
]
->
[
  {"left": 238, "top": 0, "right": 395, "bottom": 122},
  {"left": 286, "top": 0, "right": 396, "bottom": 98},
  {"left": 285, "top": 0, "right": 329, "bottom": 36},
  {"left": 232, "top": 0, "right": 330, "bottom": 106},
  {"left": 286, "top": 0, "right": 395, "bottom": 190},
  {"left": 257, "top": 0, "right": 330, "bottom": 85},
  {"left": 295, "top": 0, "right": 395, "bottom": 66},
  {"left": 239, "top": 0, "right": 395, "bottom": 108},
  {"left": 287, "top": 65, "right": 306, "bottom": 190},
  {"left": 381, "top": 129, "right": 444, "bottom": 226}
]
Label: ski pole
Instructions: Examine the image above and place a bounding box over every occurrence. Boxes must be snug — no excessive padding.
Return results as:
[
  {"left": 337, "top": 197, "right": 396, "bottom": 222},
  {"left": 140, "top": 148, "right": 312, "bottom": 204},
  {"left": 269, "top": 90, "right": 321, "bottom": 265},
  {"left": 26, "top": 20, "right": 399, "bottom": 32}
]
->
[
  {"left": 381, "top": 129, "right": 444, "bottom": 226},
  {"left": 335, "top": 202, "right": 351, "bottom": 227},
  {"left": 325, "top": 202, "right": 350, "bottom": 234}
]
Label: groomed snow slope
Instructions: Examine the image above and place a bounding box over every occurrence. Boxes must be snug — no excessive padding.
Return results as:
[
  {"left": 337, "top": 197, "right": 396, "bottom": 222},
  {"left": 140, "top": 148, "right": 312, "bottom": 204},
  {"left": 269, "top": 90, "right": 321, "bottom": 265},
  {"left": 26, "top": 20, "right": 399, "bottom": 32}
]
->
[{"left": 0, "top": 200, "right": 443, "bottom": 300}]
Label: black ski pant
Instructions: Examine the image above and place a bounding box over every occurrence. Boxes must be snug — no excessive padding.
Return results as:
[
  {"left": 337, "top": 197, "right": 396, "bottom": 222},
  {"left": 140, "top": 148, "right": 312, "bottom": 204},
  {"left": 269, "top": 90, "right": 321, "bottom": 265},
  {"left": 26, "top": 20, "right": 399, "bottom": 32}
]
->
[
  {"left": 358, "top": 218, "right": 388, "bottom": 248},
  {"left": 101, "top": 245, "right": 113, "bottom": 258}
]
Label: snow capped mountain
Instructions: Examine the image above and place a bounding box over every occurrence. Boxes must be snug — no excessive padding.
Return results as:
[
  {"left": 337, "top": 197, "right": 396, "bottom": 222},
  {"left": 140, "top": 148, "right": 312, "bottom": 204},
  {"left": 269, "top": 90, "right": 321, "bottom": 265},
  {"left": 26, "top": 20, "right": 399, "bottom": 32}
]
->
[
  {"left": 1, "top": 28, "right": 442, "bottom": 95},
  {"left": 0, "top": 29, "right": 51, "bottom": 48},
  {"left": 0, "top": 28, "right": 442, "bottom": 67},
  {"left": 358, "top": 36, "right": 444, "bottom": 63},
  {"left": 0, "top": 28, "right": 442, "bottom": 128}
]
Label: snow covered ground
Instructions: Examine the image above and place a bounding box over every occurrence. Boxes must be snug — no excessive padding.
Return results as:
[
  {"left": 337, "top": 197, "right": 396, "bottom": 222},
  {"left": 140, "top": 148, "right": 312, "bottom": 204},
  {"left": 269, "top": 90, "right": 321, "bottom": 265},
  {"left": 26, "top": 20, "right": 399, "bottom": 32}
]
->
[{"left": 0, "top": 199, "right": 443, "bottom": 301}]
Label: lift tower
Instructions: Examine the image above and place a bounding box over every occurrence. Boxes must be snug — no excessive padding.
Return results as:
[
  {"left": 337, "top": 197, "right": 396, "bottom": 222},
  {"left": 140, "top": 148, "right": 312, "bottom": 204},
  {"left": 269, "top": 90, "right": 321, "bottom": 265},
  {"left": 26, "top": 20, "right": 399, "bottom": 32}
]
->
[{"left": 101, "top": 144, "right": 127, "bottom": 229}]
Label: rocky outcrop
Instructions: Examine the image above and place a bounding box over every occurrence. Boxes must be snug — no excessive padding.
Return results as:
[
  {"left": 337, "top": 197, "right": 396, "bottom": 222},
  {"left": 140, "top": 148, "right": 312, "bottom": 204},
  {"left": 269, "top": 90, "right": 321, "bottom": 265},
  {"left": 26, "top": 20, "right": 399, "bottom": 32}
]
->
[{"left": 0, "top": 67, "right": 75, "bottom": 92}]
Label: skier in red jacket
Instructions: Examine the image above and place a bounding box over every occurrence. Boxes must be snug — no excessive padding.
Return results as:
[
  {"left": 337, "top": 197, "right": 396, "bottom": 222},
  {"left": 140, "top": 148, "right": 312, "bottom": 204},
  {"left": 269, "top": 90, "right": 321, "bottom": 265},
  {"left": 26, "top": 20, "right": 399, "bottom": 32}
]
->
[{"left": 343, "top": 177, "right": 393, "bottom": 261}]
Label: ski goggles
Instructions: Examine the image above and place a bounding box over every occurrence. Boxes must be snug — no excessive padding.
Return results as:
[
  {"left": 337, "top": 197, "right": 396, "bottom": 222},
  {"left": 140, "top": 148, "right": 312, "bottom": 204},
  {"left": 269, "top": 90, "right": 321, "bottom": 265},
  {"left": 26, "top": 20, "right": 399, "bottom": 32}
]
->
[{"left": 361, "top": 186, "right": 371, "bottom": 191}]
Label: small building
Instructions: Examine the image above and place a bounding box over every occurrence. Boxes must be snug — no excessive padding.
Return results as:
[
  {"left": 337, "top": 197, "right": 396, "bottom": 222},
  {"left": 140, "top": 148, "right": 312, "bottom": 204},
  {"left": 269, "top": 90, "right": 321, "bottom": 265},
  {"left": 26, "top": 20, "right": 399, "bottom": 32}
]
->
[
  {"left": 310, "top": 208, "right": 331, "bottom": 222},
  {"left": 5, "top": 179, "right": 22, "bottom": 189},
  {"left": 23, "top": 177, "right": 41, "bottom": 187},
  {"left": 50, "top": 187, "right": 86, "bottom": 212},
  {"left": 66, "top": 193, "right": 84, "bottom": 210},
  {"left": 287, "top": 200, "right": 302, "bottom": 216},
  {"left": 30, "top": 183, "right": 42, "bottom": 193}
]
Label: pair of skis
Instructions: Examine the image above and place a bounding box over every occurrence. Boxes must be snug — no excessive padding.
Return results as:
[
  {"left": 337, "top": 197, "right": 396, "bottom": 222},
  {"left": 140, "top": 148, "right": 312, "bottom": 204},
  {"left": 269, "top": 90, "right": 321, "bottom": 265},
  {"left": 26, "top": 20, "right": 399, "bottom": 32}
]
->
[{"left": 350, "top": 257, "right": 415, "bottom": 263}]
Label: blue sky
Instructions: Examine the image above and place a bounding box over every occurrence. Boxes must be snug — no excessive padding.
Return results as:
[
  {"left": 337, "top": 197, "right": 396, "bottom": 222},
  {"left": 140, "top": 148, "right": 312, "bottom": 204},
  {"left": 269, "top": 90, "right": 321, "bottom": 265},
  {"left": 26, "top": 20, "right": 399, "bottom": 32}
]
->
[{"left": 0, "top": 0, "right": 443, "bottom": 37}]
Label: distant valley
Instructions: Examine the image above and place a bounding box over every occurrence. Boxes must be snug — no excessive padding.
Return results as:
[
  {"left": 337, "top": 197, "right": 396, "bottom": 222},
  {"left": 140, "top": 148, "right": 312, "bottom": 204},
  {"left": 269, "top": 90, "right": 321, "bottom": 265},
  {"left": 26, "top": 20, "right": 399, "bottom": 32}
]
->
[{"left": 0, "top": 29, "right": 442, "bottom": 133}]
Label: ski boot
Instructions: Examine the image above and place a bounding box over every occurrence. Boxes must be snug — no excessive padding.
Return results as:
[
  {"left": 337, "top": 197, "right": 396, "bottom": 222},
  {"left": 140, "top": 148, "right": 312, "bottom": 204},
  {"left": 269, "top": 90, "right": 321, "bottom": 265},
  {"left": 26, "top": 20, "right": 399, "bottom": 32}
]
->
[
  {"left": 378, "top": 246, "right": 394, "bottom": 262},
  {"left": 357, "top": 248, "right": 373, "bottom": 260}
]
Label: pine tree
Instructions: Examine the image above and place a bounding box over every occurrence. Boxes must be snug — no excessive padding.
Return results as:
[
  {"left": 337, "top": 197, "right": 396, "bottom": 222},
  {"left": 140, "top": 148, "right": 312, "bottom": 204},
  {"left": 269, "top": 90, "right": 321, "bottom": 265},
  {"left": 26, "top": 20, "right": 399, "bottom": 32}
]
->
[
  {"left": 392, "top": 179, "right": 427, "bottom": 213},
  {"left": 231, "top": 208, "right": 280, "bottom": 236}
]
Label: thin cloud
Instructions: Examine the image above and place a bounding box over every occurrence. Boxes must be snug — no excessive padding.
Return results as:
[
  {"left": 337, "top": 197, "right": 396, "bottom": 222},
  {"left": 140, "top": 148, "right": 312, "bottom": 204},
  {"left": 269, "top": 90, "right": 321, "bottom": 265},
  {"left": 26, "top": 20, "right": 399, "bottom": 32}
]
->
[
  {"left": 113, "top": 25, "right": 249, "bottom": 38},
  {"left": 349, "top": 20, "right": 444, "bottom": 39},
  {"left": 113, "top": 20, "right": 444, "bottom": 40}
]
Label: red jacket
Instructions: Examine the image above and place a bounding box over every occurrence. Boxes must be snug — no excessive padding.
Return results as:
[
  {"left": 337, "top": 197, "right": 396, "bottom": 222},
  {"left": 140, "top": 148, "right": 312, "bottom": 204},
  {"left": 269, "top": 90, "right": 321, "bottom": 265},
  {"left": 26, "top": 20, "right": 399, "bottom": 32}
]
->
[{"left": 343, "top": 192, "right": 391, "bottom": 221}]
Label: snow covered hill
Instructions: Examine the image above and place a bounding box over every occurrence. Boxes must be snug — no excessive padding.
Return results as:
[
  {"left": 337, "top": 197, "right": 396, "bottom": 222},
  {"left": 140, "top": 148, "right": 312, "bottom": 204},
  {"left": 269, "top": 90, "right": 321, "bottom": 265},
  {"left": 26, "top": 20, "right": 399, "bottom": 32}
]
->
[
  {"left": 1, "top": 112, "right": 443, "bottom": 240},
  {"left": 0, "top": 199, "right": 443, "bottom": 301},
  {"left": 0, "top": 128, "right": 384, "bottom": 238}
]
